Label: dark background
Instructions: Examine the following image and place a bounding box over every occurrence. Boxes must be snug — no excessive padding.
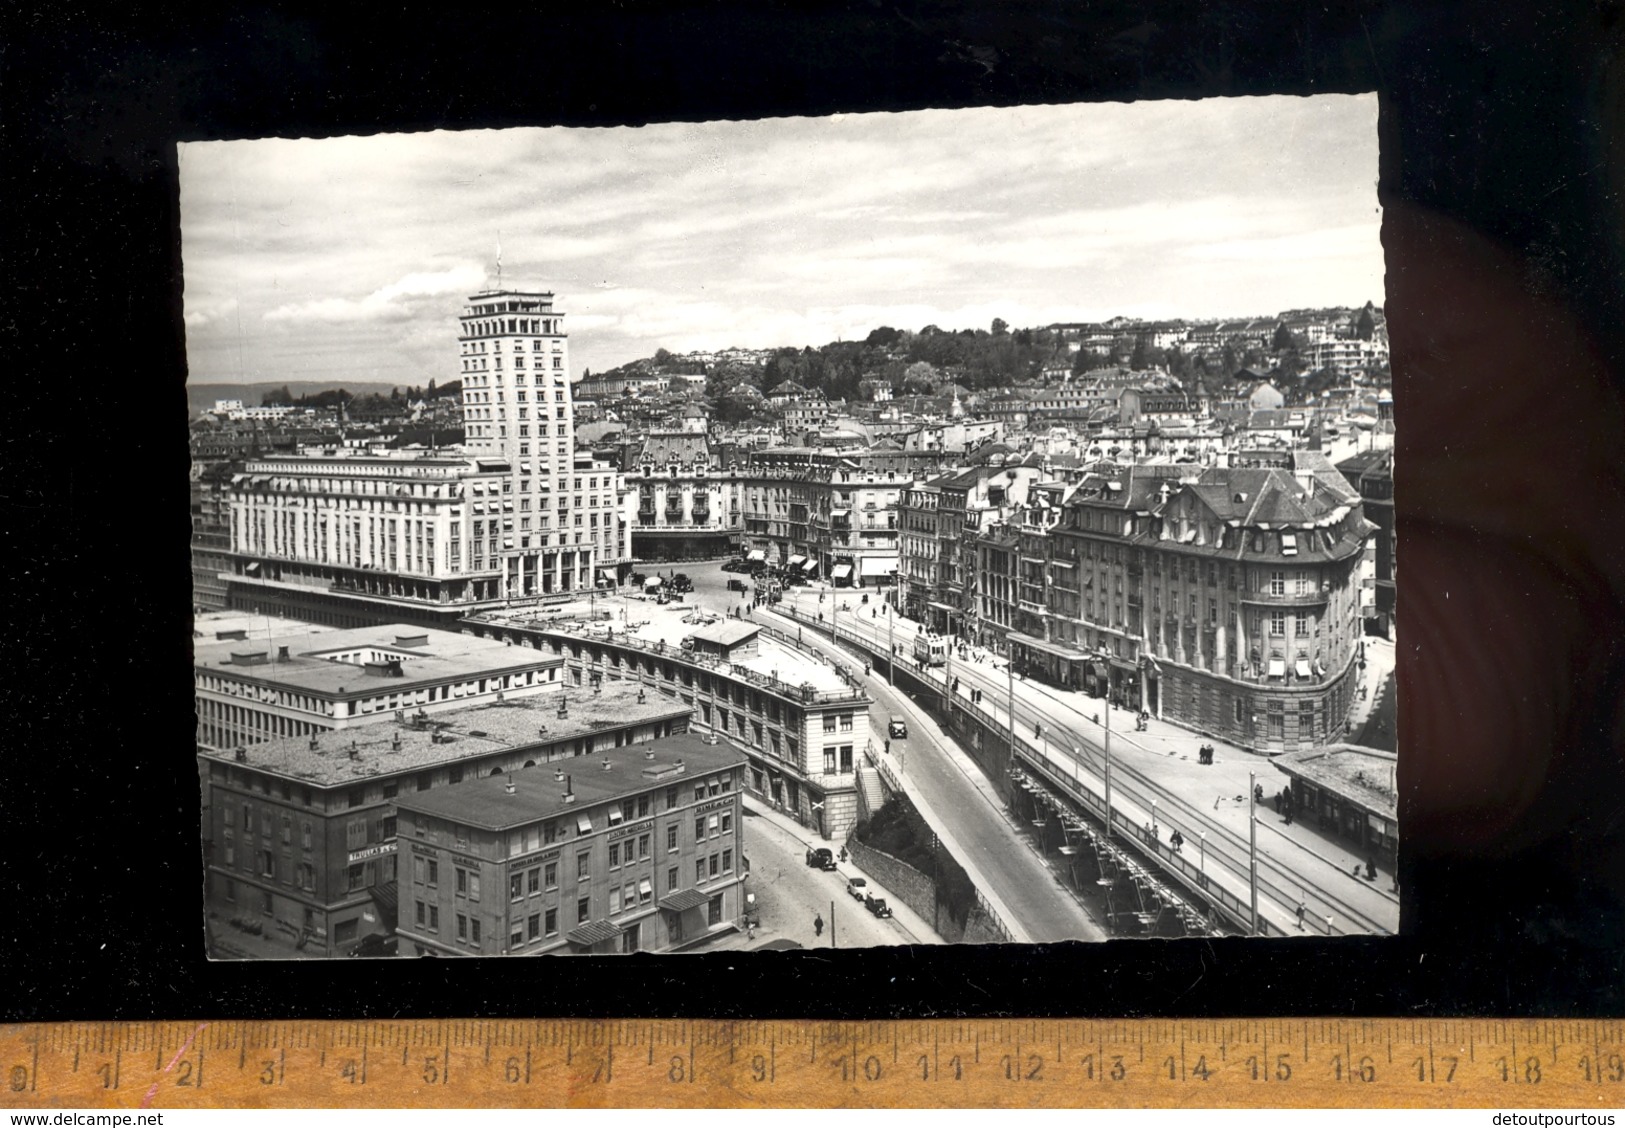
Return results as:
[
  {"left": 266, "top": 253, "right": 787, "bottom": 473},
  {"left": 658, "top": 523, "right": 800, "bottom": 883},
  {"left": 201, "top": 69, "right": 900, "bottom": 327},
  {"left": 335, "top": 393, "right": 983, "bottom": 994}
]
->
[{"left": 5, "top": 0, "right": 1624, "bottom": 1021}]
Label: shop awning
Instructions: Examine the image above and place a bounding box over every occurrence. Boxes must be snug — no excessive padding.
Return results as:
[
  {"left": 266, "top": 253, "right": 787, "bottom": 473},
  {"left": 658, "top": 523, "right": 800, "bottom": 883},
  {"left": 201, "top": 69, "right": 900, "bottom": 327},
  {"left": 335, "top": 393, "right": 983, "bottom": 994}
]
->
[
  {"left": 801, "top": 559, "right": 819, "bottom": 573},
  {"left": 566, "top": 920, "right": 622, "bottom": 947},
  {"left": 576, "top": 814, "right": 594, "bottom": 833},
  {"left": 1009, "top": 632, "right": 1086, "bottom": 661},
  {"left": 1089, "top": 661, "right": 1109, "bottom": 678},
  {"left": 746, "top": 550, "right": 766, "bottom": 562},
  {"left": 787, "top": 555, "right": 806, "bottom": 567},
  {"left": 659, "top": 887, "right": 712, "bottom": 912},
  {"left": 1295, "top": 659, "right": 1312, "bottom": 679},
  {"left": 1268, "top": 659, "right": 1287, "bottom": 677},
  {"left": 928, "top": 601, "right": 958, "bottom": 614},
  {"left": 829, "top": 508, "right": 850, "bottom": 519},
  {"left": 596, "top": 568, "right": 617, "bottom": 586},
  {"left": 859, "top": 556, "right": 898, "bottom": 578},
  {"left": 831, "top": 564, "right": 854, "bottom": 580},
  {"left": 643, "top": 576, "right": 662, "bottom": 589},
  {"left": 638, "top": 877, "right": 653, "bottom": 897}
]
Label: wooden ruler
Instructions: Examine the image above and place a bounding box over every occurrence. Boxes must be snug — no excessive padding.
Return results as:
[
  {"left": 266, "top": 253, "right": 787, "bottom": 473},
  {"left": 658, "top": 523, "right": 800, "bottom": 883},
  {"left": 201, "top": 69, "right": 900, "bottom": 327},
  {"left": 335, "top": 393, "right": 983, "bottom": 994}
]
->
[{"left": 3, "top": 1020, "right": 1623, "bottom": 1108}]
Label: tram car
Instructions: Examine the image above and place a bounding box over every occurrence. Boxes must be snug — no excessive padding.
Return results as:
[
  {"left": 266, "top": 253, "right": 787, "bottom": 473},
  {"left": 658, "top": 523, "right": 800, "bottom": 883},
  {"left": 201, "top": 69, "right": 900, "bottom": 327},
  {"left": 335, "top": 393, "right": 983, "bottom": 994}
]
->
[{"left": 912, "top": 633, "right": 948, "bottom": 667}]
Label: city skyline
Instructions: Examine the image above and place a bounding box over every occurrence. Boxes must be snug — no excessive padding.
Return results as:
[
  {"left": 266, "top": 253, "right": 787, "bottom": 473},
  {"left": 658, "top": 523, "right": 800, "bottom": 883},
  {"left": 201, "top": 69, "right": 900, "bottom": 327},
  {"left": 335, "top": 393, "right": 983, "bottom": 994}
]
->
[{"left": 179, "top": 94, "right": 1381, "bottom": 387}]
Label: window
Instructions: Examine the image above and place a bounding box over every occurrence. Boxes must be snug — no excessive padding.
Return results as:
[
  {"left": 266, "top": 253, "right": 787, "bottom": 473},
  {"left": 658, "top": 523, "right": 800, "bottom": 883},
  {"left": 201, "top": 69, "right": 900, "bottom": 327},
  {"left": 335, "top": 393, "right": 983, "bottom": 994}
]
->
[
  {"left": 667, "top": 824, "right": 678, "bottom": 851},
  {"left": 1269, "top": 571, "right": 1285, "bottom": 596},
  {"left": 840, "top": 745, "right": 853, "bottom": 772},
  {"left": 609, "top": 886, "right": 622, "bottom": 914},
  {"left": 301, "top": 820, "right": 312, "bottom": 849},
  {"left": 527, "top": 913, "right": 541, "bottom": 941},
  {"left": 510, "top": 874, "right": 523, "bottom": 901},
  {"left": 1267, "top": 713, "right": 1284, "bottom": 740},
  {"left": 637, "top": 795, "right": 650, "bottom": 818},
  {"left": 577, "top": 851, "right": 591, "bottom": 880},
  {"left": 347, "top": 863, "right": 365, "bottom": 892},
  {"left": 667, "top": 865, "right": 679, "bottom": 891},
  {"left": 696, "top": 858, "right": 707, "bottom": 885},
  {"left": 823, "top": 747, "right": 837, "bottom": 775},
  {"left": 1295, "top": 611, "right": 1309, "bottom": 636},
  {"left": 695, "top": 817, "right": 706, "bottom": 842},
  {"left": 544, "top": 862, "right": 557, "bottom": 889},
  {"left": 456, "top": 914, "right": 468, "bottom": 941},
  {"left": 722, "top": 848, "right": 733, "bottom": 874},
  {"left": 721, "top": 813, "right": 733, "bottom": 835},
  {"left": 528, "top": 867, "right": 540, "bottom": 895},
  {"left": 666, "top": 786, "right": 678, "bottom": 810},
  {"left": 1271, "top": 611, "right": 1286, "bottom": 636},
  {"left": 823, "top": 715, "right": 837, "bottom": 734},
  {"left": 545, "top": 908, "right": 558, "bottom": 936},
  {"left": 577, "top": 896, "right": 590, "bottom": 923},
  {"left": 511, "top": 923, "right": 524, "bottom": 949},
  {"left": 709, "top": 853, "right": 720, "bottom": 878},
  {"left": 347, "top": 786, "right": 365, "bottom": 809},
  {"left": 708, "top": 896, "right": 723, "bottom": 926},
  {"left": 416, "top": 901, "right": 426, "bottom": 927},
  {"left": 839, "top": 713, "right": 853, "bottom": 732},
  {"left": 455, "top": 868, "right": 468, "bottom": 897},
  {"left": 608, "top": 843, "right": 621, "bottom": 869},
  {"left": 637, "top": 833, "right": 650, "bottom": 859}
]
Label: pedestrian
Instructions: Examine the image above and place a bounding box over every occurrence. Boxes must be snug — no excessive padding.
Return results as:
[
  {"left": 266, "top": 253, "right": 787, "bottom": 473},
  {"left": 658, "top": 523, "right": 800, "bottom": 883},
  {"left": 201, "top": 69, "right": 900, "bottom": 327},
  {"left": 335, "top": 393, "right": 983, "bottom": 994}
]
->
[
  {"left": 813, "top": 913, "right": 824, "bottom": 938},
  {"left": 1365, "top": 855, "right": 1377, "bottom": 881}
]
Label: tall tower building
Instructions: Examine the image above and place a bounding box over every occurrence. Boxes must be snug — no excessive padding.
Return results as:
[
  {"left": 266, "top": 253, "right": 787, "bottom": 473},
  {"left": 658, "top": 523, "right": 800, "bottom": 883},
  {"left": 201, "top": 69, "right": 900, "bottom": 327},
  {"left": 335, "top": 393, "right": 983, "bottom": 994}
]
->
[{"left": 456, "top": 289, "right": 621, "bottom": 599}]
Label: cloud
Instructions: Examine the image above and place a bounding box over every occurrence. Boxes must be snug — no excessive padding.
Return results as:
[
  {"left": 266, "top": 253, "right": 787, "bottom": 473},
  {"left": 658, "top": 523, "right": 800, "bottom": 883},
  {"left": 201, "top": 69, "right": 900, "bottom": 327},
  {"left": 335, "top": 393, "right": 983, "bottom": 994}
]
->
[
  {"left": 183, "top": 296, "right": 239, "bottom": 328},
  {"left": 263, "top": 264, "right": 484, "bottom": 323}
]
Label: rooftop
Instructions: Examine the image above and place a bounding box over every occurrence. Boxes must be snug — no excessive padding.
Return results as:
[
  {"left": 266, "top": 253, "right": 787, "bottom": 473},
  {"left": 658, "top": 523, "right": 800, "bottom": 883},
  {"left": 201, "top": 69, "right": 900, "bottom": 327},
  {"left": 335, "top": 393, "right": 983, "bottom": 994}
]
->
[
  {"left": 1271, "top": 743, "right": 1397, "bottom": 820},
  {"left": 686, "top": 620, "right": 761, "bottom": 648},
  {"left": 194, "top": 622, "right": 562, "bottom": 696},
  {"left": 198, "top": 680, "right": 690, "bottom": 787},
  {"left": 393, "top": 732, "right": 749, "bottom": 830}
]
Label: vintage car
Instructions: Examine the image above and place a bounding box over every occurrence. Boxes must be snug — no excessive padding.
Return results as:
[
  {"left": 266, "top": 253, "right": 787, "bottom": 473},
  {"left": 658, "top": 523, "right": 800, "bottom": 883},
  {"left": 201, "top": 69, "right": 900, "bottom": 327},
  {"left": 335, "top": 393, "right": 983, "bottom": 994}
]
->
[
  {"left": 863, "top": 893, "right": 893, "bottom": 919},
  {"left": 887, "top": 717, "right": 908, "bottom": 739},
  {"left": 805, "top": 847, "right": 836, "bottom": 871},
  {"left": 845, "top": 876, "right": 869, "bottom": 900}
]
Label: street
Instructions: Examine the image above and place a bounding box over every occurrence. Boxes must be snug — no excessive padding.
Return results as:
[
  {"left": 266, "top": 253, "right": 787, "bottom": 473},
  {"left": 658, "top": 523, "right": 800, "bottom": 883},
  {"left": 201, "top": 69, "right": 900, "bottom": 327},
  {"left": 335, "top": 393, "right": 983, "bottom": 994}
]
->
[{"left": 773, "top": 584, "right": 1400, "bottom": 938}]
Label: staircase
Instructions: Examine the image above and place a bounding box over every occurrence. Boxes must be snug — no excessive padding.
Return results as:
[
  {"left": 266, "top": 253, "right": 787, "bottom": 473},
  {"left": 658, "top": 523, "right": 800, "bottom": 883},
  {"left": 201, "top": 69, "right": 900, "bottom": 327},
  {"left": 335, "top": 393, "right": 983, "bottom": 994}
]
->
[{"left": 856, "top": 763, "right": 887, "bottom": 821}]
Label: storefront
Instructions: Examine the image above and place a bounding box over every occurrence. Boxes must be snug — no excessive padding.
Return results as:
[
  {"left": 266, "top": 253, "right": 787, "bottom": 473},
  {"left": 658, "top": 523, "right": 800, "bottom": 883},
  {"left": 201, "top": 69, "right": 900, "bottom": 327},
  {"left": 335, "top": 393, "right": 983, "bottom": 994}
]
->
[
  {"left": 1270, "top": 743, "right": 1398, "bottom": 865},
  {"left": 1008, "top": 632, "right": 1089, "bottom": 690}
]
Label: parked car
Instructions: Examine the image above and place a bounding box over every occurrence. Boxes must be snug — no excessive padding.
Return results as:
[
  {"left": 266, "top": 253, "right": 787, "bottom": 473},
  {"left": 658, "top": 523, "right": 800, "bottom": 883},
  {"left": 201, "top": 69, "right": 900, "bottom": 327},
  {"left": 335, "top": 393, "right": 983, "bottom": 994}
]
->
[
  {"left": 726, "top": 577, "right": 746, "bottom": 593},
  {"left": 805, "top": 847, "right": 836, "bottom": 871},
  {"left": 888, "top": 717, "right": 908, "bottom": 739},
  {"left": 863, "top": 894, "right": 893, "bottom": 919},
  {"left": 669, "top": 573, "right": 694, "bottom": 593},
  {"left": 846, "top": 877, "right": 869, "bottom": 900}
]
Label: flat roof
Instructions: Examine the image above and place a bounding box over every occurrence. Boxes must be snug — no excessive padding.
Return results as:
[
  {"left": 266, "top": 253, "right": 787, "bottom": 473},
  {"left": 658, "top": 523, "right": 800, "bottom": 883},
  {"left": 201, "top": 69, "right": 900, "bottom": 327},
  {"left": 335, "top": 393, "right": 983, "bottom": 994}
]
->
[
  {"left": 199, "top": 681, "right": 690, "bottom": 787},
  {"left": 193, "top": 611, "right": 339, "bottom": 642},
  {"left": 394, "top": 732, "right": 749, "bottom": 830},
  {"left": 195, "top": 622, "right": 561, "bottom": 696},
  {"left": 1272, "top": 743, "right": 1397, "bottom": 819},
  {"left": 686, "top": 620, "right": 761, "bottom": 648}
]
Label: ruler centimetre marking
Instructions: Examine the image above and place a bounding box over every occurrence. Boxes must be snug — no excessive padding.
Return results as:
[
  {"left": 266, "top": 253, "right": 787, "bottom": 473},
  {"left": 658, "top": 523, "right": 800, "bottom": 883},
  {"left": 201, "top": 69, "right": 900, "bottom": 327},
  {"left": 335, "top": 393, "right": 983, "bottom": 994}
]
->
[{"left": 3, "top": 1020, "right": 1625, "bottom": 1108}]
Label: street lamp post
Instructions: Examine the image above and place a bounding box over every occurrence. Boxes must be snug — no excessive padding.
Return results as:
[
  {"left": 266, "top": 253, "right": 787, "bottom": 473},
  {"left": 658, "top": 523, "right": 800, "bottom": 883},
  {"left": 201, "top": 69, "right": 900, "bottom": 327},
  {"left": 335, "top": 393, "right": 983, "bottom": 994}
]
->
[
  {"left": 887, "top": 568, "right": 897, "bottom": 680},
  {"left": 1248, "top": 769, "right": 1260, "bottom": 935}
]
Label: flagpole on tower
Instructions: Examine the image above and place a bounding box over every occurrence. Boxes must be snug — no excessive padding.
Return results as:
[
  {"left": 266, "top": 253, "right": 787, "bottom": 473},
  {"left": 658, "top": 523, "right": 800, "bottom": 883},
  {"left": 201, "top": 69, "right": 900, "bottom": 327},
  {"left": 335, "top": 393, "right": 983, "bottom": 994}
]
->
[{"left": 496, "top": 231, "right": 503, "bottom": 290}]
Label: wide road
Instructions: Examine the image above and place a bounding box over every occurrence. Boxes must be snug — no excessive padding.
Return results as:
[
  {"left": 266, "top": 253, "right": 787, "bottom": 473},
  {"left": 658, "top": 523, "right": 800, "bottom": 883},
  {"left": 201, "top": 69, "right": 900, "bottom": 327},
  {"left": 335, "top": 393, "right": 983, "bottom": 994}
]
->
[
  {"left": 664, "top": 558, "right": 1106, "bottom": 943},
  {"left": 777, "top": 586, "right": 1399, "bottom": 938}
]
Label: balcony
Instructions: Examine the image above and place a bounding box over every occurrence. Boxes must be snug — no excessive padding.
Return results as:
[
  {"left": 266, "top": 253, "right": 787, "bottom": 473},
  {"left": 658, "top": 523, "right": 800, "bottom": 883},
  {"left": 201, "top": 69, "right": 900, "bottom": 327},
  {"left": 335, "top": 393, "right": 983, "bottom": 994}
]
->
[{"left": 1239, "top": 587, "right": 1329, "bottom": 607}]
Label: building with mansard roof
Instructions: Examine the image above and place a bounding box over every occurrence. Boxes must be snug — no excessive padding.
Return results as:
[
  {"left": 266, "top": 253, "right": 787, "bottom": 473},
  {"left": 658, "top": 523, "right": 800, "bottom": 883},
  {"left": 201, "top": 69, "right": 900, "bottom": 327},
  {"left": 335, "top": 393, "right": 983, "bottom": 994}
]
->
[{"left": 994, "top": 450, "right": 1374, "bottom": 753}]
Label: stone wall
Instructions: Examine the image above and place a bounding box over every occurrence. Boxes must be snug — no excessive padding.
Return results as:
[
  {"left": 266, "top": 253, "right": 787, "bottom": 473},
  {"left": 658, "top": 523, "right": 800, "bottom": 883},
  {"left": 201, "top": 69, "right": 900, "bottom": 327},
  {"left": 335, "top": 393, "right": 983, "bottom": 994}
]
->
[{"left": 845, "top": 837, "right": 937, "bottom": 933}]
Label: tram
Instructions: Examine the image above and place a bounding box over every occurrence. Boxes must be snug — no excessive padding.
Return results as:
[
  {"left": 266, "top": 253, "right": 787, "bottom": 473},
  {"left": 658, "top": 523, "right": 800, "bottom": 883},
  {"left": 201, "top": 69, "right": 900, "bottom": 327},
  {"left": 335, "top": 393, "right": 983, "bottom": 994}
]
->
[{"left": 912, "top": 633, "right": 948, "bottom": 667}]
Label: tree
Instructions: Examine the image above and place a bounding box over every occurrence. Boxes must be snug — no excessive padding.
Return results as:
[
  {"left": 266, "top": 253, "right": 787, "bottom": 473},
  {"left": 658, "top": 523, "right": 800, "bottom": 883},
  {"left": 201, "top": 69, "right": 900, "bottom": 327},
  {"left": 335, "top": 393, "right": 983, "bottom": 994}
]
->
[
  {"left": 261, "top": 385, "right": 293, "bottom": 406},
  {"left": 1271, "top": 323, "right": 1296, "bottom": 352},
  {"left": 991, "top": 317, "right": 1008, "bottom": 336},
  {"left": 1130, "top": 336, "right": 1150, "bottom": 369},
  {"left": 1355, "top": 305, "right": 1376, "bottom": 340}
]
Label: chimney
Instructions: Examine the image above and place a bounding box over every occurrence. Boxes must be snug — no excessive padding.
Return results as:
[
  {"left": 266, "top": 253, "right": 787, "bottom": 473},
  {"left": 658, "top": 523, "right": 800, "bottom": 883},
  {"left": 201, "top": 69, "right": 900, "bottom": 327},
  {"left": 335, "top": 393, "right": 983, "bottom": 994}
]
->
[
  {"left": 554, "top": 767, "right": 565, "bottom": 782},
  {"left": 504, "top": 774, "right": 516, "bottom": 795},
  {"left": 558, "top": 696, "right": 568, "bottom": 719},
  {"left": 601, "top": 757, "right": 612, "bottom": 771},
  {"left": 645, "top": 747, "right": 656, "bottom": 760},
  {"left": 234, "top": 746, "right": 247, "bottom": 763},
  {"left": 391, "top": 734, "right": 402, "bottom": 752},
  {"left": 637, "top": 687, "right": 646, "bottom": 703},
  {"left": 277, "top": 645, "right": 290, "bottom": 661},
  {"left": 562, "top": 774, "right": 576, "bottom": 804},
  {"left": 348, "top": 742, "right": 359, "bottom": 760},
  {"left": 308, "top": 735, "right": 319, "bottom": 751}
]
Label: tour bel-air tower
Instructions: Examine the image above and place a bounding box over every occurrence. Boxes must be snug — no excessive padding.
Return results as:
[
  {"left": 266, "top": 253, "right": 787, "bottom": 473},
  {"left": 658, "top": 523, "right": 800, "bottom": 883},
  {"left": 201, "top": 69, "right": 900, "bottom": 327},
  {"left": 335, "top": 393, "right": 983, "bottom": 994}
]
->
[{"left": 457, "top": 290, "right": 617, "bottom": 599}]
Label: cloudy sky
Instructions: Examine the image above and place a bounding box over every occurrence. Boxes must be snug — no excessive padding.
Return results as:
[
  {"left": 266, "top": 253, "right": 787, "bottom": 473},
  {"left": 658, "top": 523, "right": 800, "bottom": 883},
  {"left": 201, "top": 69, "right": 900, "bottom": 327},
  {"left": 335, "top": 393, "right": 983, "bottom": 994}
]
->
[{"left": 179, "top": 94, "right": 1381, "bottom": 386}]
